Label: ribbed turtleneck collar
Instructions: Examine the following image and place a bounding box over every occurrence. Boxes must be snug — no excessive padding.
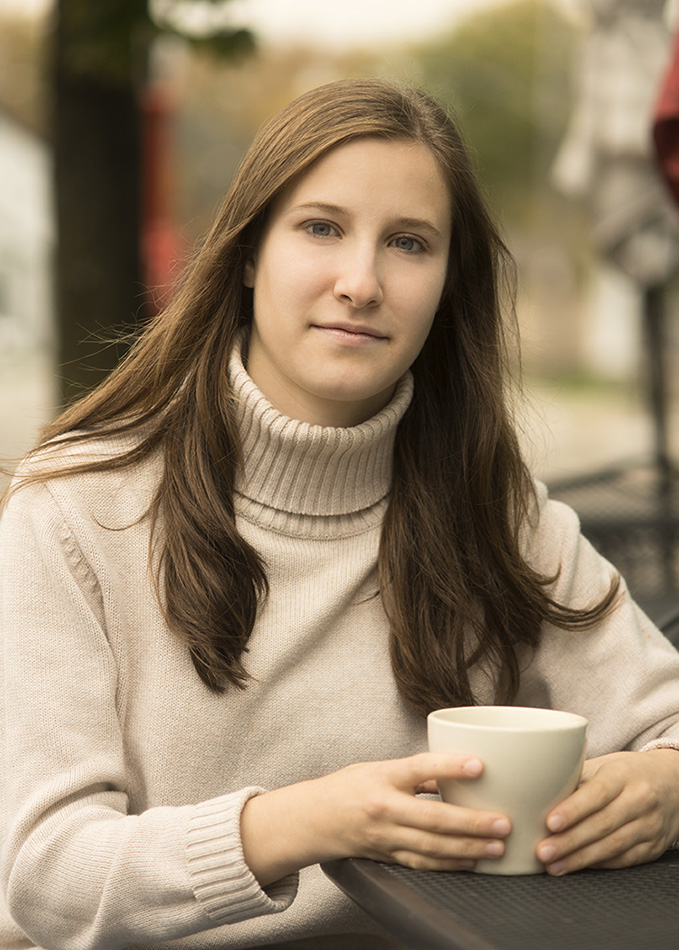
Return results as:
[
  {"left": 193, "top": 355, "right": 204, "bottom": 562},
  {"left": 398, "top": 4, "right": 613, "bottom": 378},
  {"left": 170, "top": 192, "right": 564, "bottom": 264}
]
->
[{"left": 227, "top": 336, "right": 413, "bottom": 518}]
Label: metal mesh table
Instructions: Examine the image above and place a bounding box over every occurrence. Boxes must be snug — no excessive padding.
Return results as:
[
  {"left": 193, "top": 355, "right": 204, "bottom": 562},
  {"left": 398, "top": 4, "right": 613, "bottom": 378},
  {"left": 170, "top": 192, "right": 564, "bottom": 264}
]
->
[{"left": 322, "top": 850, "right": 679, "bottom": 950}]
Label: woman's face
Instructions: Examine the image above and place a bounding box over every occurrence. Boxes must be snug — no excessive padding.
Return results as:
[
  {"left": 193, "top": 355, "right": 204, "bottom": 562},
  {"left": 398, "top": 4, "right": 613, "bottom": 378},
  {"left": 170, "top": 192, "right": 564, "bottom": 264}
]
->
[{"left": 244, "top": 137, "right": 452, "bottom": 427}]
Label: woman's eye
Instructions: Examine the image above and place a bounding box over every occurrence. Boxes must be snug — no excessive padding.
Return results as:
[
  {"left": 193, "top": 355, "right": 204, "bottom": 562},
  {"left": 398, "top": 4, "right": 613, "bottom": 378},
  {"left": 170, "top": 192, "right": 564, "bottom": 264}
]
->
[
  {"left": 306, "top": 221, "right": 336, "bottom": 237},
  {"left": 392, "top": 234, "right": 424, "bottom": 253}
]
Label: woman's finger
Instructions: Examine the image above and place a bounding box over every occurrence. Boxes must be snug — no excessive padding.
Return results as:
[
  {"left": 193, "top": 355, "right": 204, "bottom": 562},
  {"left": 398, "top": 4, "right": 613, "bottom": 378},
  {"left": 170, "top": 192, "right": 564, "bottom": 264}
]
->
[
  {"left": 387, "top": 751, "right": 485, "bottom": 790},
  {"left": 365, "top": 814, "right": 509, "bottom": 867},
  {"left": 545, "top": 756, "right": 625, "bottom": 834},
  {"left": 542, "top": 820, "right": 666, "bottom": 875},
  {"left": 390, "top": 791, "right": 511, "bottom": 840},
  {"left": 539, "top": 786, "right": 633, "bottom": 862}
]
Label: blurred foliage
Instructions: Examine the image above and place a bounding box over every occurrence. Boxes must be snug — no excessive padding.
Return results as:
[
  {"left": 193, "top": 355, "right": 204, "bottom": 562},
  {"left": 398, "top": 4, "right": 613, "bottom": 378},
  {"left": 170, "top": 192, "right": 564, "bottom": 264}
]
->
[
  {"left": 56, "top": 0, "right": 150, "bottom": 82},
  {"left": 152, "top": 0, "right": 254, "bottom": 59},
  {"left": 412, "top": 0, "right": 579, "bottom": 226},
  {"left": 58, "top": 0, "right": 254, "bottom": 85},
  {"left": 0, "top": 1, "right": 254, "bottom": 130}
]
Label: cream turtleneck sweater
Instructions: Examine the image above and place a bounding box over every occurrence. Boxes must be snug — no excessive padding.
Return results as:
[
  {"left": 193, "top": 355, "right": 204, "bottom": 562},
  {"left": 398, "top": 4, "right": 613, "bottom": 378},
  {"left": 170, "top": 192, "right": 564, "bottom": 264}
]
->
[{"left": 2, "top": 345, "right": 679, "bottom": 950}]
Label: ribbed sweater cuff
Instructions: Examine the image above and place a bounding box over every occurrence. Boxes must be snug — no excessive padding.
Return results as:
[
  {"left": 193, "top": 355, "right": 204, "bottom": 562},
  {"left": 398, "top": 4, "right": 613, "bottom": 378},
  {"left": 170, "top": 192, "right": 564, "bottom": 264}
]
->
[{"left": 186, "top": 787, "right": 298, "bottom": 923}]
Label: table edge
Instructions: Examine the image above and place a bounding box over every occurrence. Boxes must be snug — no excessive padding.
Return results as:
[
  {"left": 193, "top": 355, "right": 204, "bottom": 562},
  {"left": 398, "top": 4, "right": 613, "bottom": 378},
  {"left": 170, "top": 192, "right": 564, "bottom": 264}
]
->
[{"left": 321, "top": 858, "right": 495, "bottom": 950}]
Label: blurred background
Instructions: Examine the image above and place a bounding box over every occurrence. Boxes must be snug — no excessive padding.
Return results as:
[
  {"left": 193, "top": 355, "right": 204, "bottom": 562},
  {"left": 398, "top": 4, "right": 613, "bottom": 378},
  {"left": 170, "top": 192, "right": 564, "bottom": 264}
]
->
[{"left": 1, "top": 0, "right": 678, "bottom": 618}]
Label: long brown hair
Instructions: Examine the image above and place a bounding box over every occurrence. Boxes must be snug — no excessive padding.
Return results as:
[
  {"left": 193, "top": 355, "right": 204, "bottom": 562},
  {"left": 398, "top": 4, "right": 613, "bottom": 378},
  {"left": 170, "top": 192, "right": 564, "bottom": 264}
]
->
[{"left": 12, "top": 79, "right": 618, "bottom": 716}]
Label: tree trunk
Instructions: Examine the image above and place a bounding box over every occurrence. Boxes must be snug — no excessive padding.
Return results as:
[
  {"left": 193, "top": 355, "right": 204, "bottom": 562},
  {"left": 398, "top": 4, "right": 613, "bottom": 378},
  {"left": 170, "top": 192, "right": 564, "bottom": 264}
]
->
[{"left": 52, "top": 0, "right": 146, "bottom": 407}]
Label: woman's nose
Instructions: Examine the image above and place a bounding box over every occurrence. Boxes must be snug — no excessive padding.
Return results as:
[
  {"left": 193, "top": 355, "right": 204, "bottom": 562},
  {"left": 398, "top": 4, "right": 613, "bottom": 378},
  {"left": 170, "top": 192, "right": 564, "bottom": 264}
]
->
[{"left": 333, "top": 247, "right": 384, "bottom": 309}]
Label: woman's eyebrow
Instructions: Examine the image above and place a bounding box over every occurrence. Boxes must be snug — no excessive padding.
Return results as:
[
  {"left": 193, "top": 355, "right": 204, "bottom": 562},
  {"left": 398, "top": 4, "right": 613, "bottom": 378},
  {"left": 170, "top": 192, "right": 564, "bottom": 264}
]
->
[
  {"left": 396, "top": 216, "right": 445, "bottom": 239},
  {"left": 292, "top": 202, "right": 444, "bottom": 238},
  {"left": 292, "top": 201, "right": 347, "bottom": 217}
]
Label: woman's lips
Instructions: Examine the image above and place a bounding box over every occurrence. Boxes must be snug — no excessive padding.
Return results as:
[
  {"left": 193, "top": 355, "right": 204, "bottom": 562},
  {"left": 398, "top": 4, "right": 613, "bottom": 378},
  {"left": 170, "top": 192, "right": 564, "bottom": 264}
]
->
[{"left": 313, "top": 325, "right": 386, "bottom": 344}]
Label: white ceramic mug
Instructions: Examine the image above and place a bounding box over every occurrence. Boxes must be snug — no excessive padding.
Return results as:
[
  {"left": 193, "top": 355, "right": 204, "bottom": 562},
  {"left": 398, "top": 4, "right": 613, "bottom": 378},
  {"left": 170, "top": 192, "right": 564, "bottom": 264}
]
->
[{"left": 427, "top": 705, "right": 588, "bottom": 875}]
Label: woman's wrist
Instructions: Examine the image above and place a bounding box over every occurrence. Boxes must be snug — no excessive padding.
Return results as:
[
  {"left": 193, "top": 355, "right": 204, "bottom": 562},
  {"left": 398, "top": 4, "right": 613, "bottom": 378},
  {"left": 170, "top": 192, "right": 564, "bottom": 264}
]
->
[{"left": 240, "top": 777, "right": 345, "bottom": 887}]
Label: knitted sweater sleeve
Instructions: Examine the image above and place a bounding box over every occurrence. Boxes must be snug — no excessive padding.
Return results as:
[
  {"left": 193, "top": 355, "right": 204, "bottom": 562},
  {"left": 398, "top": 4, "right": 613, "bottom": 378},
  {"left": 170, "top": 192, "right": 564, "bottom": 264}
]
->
[{"left": 0, "top": 482, "right": 297, "bottom": 950}]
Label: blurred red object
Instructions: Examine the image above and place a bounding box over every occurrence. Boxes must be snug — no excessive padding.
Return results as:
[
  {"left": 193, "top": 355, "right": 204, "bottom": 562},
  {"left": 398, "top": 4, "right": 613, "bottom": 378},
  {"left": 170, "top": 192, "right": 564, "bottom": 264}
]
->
[
  {"left": 141, "top": 83, "right": 187, "bottom": 313},
  {"left": 653, "top": 26, "right": 679, "bottom": 207}
]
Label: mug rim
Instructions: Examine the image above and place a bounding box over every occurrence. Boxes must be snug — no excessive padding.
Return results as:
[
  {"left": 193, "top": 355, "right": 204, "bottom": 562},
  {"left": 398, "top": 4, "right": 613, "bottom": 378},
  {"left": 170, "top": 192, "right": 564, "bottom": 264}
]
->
[{"left": 427, "top": 705, "right": 588, "bottom": 732}]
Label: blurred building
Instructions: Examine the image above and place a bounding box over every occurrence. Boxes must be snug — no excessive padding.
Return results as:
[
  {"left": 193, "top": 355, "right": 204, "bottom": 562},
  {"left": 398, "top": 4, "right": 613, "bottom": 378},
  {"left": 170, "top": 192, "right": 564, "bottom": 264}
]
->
[{"left": 0, "top": 106, "right": 53, "bottom": 359}]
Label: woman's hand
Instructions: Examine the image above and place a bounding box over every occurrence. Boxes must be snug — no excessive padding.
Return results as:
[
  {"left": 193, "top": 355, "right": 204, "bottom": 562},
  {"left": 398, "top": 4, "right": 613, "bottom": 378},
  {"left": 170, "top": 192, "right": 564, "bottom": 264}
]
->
[
  {"left": 241, "top": 752, "right": 511, "bottom": 886},
  {"left": 537, "top": 749, "right": 679, "bottom": 876}
]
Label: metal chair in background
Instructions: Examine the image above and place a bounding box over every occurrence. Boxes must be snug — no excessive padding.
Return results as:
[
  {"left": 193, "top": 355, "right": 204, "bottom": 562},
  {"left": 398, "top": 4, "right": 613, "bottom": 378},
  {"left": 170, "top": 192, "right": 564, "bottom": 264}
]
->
[{"left": 548, "top": 459, "right": 679, "bottom": 642}]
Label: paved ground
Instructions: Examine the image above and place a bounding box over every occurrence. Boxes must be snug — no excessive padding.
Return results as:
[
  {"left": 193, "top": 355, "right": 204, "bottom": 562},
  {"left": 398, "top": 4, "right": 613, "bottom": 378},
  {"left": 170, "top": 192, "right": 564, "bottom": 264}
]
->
[{"left": 520, "top": 378, "right": 659, "bottom": 483}]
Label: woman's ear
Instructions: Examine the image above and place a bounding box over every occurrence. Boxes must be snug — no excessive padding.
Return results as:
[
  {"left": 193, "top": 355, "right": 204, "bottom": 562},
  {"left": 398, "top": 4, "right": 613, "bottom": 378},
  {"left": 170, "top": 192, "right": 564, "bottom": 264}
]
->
[{"left": 244, "top": 259, "right": 256, "bottom": 288}]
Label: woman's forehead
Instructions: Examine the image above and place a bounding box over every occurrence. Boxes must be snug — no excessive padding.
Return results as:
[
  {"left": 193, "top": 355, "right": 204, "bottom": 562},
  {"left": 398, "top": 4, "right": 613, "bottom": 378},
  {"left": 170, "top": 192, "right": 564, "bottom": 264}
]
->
[{"left": 270, "top": 138, "right": 452, "bottom": 225}]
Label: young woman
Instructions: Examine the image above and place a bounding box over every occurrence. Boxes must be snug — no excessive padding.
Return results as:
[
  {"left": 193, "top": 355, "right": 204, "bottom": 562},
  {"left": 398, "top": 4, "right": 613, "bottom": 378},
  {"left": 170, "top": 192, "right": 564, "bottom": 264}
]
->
[{"left": 2, "top": 79, "right": 679, "bottom": 950}]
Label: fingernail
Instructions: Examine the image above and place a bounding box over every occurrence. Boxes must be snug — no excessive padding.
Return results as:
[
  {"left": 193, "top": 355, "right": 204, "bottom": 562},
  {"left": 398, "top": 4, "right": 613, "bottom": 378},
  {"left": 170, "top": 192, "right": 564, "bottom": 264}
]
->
[
  {"left": 548, "top": 862, "right": 568, "bottom": 876},
  {"left": 462, "top": 757, "right": 482, "bottom": 776},
  {"left": 485, "top": 840, "right": 504, "bottom": 857},
  {"left": 492, "top": 818, "right": 511, "bottom": 836},
  {"left": 538, "top": 844, "right": 557, "bottom": 863},
  {"left": 458, "top": 859, "right": 476, "bottom": 870},
  {"left": 547, "top": 814, "right": 565, "bottom": 832}
]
